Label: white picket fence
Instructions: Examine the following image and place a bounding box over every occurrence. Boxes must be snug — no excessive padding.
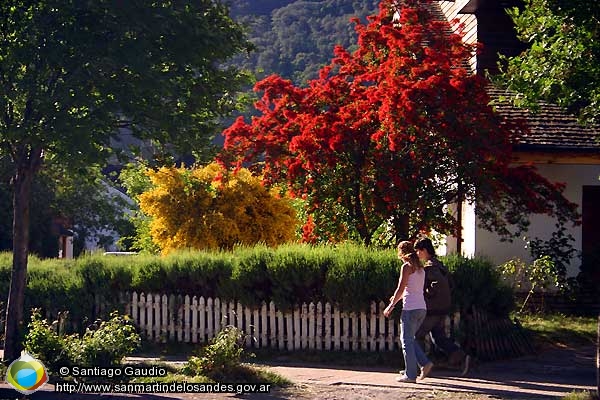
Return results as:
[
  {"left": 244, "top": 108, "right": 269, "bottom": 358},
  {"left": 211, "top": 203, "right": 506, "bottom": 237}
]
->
[{"left": 120, "top": 292, "right": 460, "bottom": 352}]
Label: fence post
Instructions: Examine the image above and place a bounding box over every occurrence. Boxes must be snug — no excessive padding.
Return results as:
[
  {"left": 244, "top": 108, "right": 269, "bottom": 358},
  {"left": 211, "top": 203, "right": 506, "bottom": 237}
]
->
[{"left": 123, "top": 293, "right": 475, "bottom": 354}]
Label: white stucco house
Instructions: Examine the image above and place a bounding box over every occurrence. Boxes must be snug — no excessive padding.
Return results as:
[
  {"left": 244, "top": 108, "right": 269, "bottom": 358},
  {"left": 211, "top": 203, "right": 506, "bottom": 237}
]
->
[{"left": 434, "top": 0, "right": 600, "bottom": 279}]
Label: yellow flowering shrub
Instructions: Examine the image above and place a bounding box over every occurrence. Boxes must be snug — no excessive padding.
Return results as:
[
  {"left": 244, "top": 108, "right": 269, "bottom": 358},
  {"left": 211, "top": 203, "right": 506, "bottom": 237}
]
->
[{"left": 138, "top": 163, "right": 298, "bottom": 254}]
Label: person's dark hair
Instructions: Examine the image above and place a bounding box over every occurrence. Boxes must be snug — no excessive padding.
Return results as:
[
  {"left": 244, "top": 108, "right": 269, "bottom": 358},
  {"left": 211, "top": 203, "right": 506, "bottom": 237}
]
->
[{"left": 414, "top": 237, "right": 436, "bottom": 257}]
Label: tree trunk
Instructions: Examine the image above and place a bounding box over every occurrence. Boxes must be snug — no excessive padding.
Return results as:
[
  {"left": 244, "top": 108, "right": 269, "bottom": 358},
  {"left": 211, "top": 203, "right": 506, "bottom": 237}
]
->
[
  {"left": 456, "top": 181, "right": 464, "bottom": 255},
  {"left": 392, "top": 213, "right": 410, "bottom": 245},
  {"left": 352, "top": 180, "right": 370, "bottom": 246},
  {"left": 3, "top": 161, "right": 36, "bottom": 362}
]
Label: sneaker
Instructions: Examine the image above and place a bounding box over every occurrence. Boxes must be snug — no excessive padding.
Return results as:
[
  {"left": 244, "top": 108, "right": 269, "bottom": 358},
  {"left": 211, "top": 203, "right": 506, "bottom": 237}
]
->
[
  {"left": 418, "top": 362, "right": 433, "bottom": 380},
  {"left": 460, "top": 355, "right": 471, "bottom": 377},
  {"left": 396, "top": 374, "right": 416, "bottom": 383}
]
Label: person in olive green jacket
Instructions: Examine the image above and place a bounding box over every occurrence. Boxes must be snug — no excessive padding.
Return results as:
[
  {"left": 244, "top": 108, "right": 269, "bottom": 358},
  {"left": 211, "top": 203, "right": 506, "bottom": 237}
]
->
[{"left": 414, "top": 237, "right": 470, "bottom": 376}]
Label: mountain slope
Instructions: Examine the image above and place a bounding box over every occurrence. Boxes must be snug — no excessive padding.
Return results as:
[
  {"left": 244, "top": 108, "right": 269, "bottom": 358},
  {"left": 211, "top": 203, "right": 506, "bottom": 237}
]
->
[{"left": 230, "top": 0, "right": 379, "bottom": 84}]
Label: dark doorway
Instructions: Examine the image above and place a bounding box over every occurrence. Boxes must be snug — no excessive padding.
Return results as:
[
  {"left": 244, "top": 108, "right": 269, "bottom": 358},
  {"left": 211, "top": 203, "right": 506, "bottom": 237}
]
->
[{"left": 581, "top": 185, "right": 600, "bottom": 285}]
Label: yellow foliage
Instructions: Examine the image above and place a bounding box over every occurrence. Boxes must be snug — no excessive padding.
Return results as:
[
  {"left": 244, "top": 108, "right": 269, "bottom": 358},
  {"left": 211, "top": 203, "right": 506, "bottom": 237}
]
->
[{"left": 138, "top": 163, "right": 298, "bottom": 254}]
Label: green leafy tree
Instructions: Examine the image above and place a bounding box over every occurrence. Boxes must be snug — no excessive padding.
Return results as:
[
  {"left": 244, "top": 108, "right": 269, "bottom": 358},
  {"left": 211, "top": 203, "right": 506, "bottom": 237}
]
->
[
  {"left": 116, "top": 161, "right": 158, "bottom": 254},
  {"left": 0, "top": 0, "right": 252, "bottom": 361},
  {"left": 1, "top": 157, "right": 56, "bottom": 255},
  {"left": 51, "top": 165, "right": 134, "bottom": 255},
  {"left": 0, "top": 159, "right": 128, "bottom": 257},
  {"left": 498, "top": 0, "right": 600, "bottom": 124}
]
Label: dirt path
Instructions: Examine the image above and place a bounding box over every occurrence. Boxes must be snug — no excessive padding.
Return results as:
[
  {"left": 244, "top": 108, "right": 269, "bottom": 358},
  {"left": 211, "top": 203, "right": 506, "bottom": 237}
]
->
[{"left": 0, "top": 384, "right": 513, "bottom": 400}]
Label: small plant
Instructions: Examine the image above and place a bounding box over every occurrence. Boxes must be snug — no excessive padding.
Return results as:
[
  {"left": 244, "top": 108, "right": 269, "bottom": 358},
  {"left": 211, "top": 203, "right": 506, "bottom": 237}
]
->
[
  {"left": 25, "top": 310, "right": 141, "bottom": 375},
  {"left": 66, "top": 311, "right": 141, "bottom": 368},
  {"left": 24, "top": 309, "right": 71, "bottom": 371},
  {"left": 181, "top": 326, "right": 251, "bottom": 380},
  {"left": 526, "top": 222, "right": 578, "bottom": 287},
  {"left": 500, "top": 255, "right": 561, "bottom": 313}
]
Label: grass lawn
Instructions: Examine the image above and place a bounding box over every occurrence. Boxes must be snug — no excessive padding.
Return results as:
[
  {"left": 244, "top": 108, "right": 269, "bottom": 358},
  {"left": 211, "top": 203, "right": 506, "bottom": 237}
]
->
[
  {"left": 517, "top": 313, "right": 598, "bottom": 349},
  {"left": 129, "top": 360, "right": 291, "bottom": 387},
  {"left": 519, "top": 313, "right": 599, "bottom": 400},
  {"left": 561, "top": 391, "right": 599, "bottom": 400}
]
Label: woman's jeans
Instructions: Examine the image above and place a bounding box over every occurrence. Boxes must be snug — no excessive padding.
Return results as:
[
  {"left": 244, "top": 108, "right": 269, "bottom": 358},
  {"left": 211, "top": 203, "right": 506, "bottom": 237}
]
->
[{"left": 400, "top": 308, "right": 429, "bottom": 379}]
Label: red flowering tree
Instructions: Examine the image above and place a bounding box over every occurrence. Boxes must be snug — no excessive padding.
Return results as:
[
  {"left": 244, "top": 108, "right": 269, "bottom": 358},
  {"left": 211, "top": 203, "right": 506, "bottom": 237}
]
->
[{"left": 221, "top": 0, "right": 578, "bottom": 245}]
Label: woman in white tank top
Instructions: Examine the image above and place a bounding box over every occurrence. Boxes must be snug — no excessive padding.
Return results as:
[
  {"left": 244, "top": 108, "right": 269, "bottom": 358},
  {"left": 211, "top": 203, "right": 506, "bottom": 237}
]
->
[{"left": 383, "top": 241, "right": 433, "bottom": 383}]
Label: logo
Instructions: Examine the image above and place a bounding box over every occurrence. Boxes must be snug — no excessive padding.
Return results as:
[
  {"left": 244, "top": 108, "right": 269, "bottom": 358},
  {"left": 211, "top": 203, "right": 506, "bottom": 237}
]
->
[{"left": 5, "top": 352, "right": 49, "bottom": 395}]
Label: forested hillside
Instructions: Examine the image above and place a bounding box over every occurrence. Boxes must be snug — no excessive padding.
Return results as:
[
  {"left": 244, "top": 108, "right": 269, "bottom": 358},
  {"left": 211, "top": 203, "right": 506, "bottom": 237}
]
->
[{"left": 229, "top": 0, "right": 379, "bottom": 84}]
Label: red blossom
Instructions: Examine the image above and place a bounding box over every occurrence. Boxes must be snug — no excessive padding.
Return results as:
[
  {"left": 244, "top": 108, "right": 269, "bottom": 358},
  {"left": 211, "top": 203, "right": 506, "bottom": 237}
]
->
[
  {"left": 302, "top": 215, "right": 318, "bottom": 244},
  {"left": 218, "top": 0, "right": 579, "bottom": 244}
]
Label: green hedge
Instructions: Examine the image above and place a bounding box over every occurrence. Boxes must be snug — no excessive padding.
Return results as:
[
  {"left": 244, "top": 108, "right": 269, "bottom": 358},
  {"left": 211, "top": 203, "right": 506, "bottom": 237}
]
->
[
  {"left": 0, "top": 245, "right": 514, "bottom": 326},
  {"left": 443, "top": 254, "right": 515, "bottom": 316}
]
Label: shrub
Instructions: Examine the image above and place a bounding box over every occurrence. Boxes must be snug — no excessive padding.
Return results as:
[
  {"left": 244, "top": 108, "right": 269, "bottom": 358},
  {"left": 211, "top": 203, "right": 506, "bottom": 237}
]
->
[
  {"left": 229, "top": 244, "right": 399, "bottom": 311},
  {"left": 25, "top": 310, "right": 140, "bottom": 374},
  {"left": 266, "top": 245, "right": 330, "bottom": 311},
  {"left": 163, "top": 252, "right": 234, "bottom": 298},
  {"left": 499, "top": 256, "right": 562, "bottom": 313},
  {"left": 138, "top": 163, "right": 298, "bottom": 254},
  {"left": 2, "top": 246, "right": 516, "bottom": 324},
  {"left": 77, "top": 257, "right": 133, "bottom": 296},
  {"left": 230, "top": 246, "right": 274, "bottom": 307},
  {"left": 323, "top": 244, "right": 398, "bottom": 312},
  {"left": 24, "top": 259, "right": 87, "bottom": 328},
  {"left": 132, "top": 259, "right": 168, "bottom": 293},
  {"left": 72, "top": 257, "right": 133, "bottom": 324},
  {"left": 0, "top": 252, "right": 11, "bottom": 290},
  {"left": 24, "top": 309, "right": 71, "bottom": 371},
  {"left": 526, "top": 222, "right": 577, "bottom": 285},
  {"left": 443, "top": 254, "right": 515, "bottom": 316},
  {"left": 67, "top": 311, "right": 141, "bottom": 368}
]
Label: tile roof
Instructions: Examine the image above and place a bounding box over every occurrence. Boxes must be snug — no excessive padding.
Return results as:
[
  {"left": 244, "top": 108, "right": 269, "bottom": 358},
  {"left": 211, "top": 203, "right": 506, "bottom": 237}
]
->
[
  {"left": 426, "top": 0, "right": 600, "bottom": 153},
  {"left": 487, "top": 87, "right": 600, "bottom": 152}
]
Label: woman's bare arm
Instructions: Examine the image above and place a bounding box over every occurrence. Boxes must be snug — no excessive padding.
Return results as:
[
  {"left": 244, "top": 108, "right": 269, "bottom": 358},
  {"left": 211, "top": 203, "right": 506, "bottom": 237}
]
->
[{"left": 383, "top": 263, "right": 410, "bottom": 317}]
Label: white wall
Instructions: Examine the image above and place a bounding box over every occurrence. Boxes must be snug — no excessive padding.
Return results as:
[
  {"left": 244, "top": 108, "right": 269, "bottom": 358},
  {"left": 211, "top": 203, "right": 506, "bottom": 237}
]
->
[
  {"left": 65, "top": 236, "right": 74, "bottom": 259},
  {"left": 83, "top": 181, "right": 135, "bottom": 253},
  {"left": 436, "top": 0, "right": 600, "bottom": 276},
  {"left": 462, "top": 164, "right": 600, "bottom": 276},
  {"left": 438, "top": 0, "right": 477, "bottom": 72},
  {"left": 444, "top": 200, "right": 476, "bottom": 257}
]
